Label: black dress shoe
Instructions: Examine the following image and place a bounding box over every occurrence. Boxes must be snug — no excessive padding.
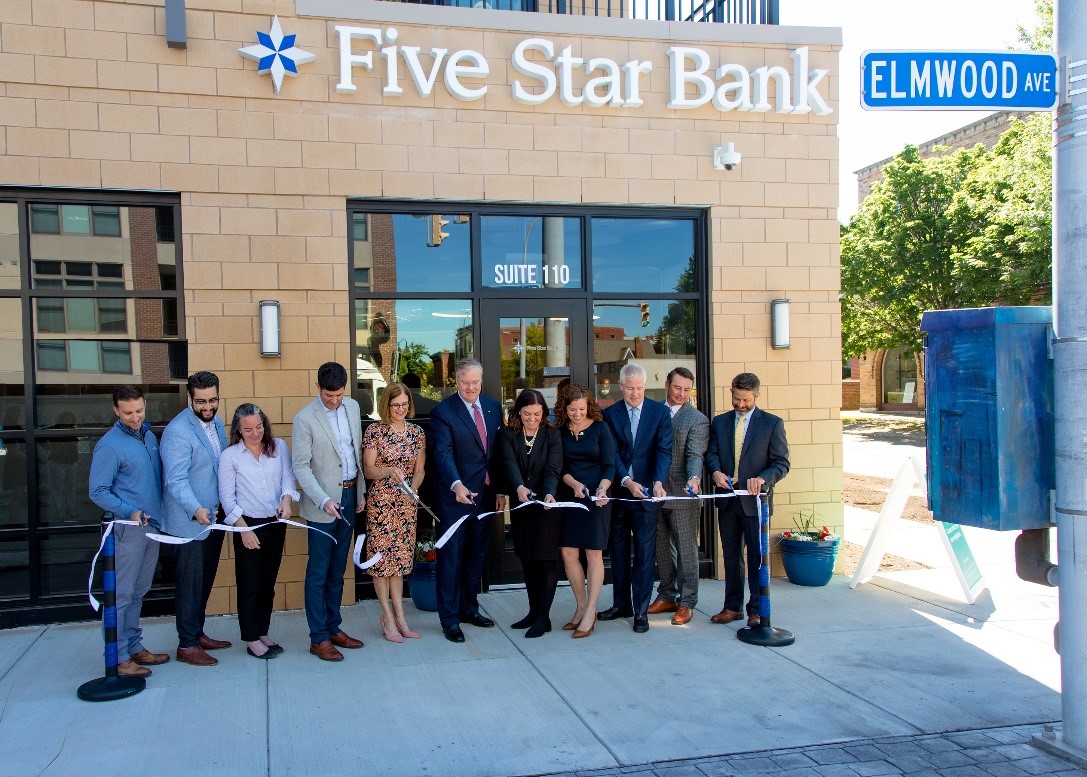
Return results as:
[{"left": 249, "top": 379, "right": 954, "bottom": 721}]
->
[
  {"left": 443, "top": 626, "right": 466, "bottom": 643},
  {"left": 265, "top": 643, "right": 285, "bottom": 656},
  {"left": 597, "top": 605, "right": 635, "bottom": 621},
  {"left": 461, "top": 612, "right": 495, "bottom": 628},
  {"left": 632, "top": 614, "right": 649, "bottom": 633},
  {"left": 525, "top": 619, "right": 551, "bottom": 638},
  {"left": 247, "top": 646, "right": 277, "bottom": 660}
]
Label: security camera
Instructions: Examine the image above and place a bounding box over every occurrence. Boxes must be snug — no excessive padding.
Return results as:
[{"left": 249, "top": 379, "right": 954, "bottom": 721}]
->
[{"left": 713, "top": 143, "right": 741, "bottom": 171}]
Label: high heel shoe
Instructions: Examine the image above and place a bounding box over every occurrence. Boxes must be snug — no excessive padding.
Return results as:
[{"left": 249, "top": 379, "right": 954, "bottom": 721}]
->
[
  {"left": 562, "top": 613, "right": 585, "bottom": 631},
  {"left": 395, "top": 620, "right": 421, "bottom": 639},
  {"left": 381, "top": 617, "right": 404, "bottom": 644},
  {"left": 572, "top": 619, "right": 595, "bottom": 639}
]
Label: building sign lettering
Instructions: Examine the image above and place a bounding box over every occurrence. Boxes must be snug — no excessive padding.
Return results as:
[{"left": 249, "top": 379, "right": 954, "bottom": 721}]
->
[{"left": 333, "top": 26, "right": 832, "bottom": 115}]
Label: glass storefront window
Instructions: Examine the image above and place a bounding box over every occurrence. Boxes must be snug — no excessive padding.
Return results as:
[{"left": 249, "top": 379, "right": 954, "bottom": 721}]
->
[
  {"left": 0, "top": 298, "right": 24, "bottom": 429},
  {"left": 591, "top": 218, "right": 696, "bottom": 294},
  {"left": 353, "top": 299, "right": 473, "bottom": 418},
  {"left": 37, "top": 437, "right": 99, "bottom": 527},
  {"left": 0, "top": 203, "right": 19, "bottom": 291},
  {"left": 592, "top": 299, "right": 697, "bottom": 405},
  {"left": 39, "top": 533, "right": 100, "bottom": 596},
  {"left": 0, "top": 439, "right": 28, "bottom": 530},
  {"left": 0, "top": 537, "right": 29, "bottom": 600},
  {"left": 883, "top": 347, "right": 918, "bottom": 405},
  {"left": 480, "top": 216, "right": 582, "bottom": 290},
  {"left": 351, "top": 212, "right": 471, "bottom": 293}
]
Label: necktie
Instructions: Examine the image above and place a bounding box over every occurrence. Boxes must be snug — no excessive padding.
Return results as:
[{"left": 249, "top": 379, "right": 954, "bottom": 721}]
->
[
  {"left": 629, "top": 405, "right": 641, "bottom": 441},
  {"left": 734, "top": 413, "right": 746, "bottom": 479},
  {"left": 472, "top": 404, "right": 490, "bottom": 485}
]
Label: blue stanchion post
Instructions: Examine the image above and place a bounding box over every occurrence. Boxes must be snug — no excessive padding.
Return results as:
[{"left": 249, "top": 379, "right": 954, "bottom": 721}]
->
[
  {"left": 737, "top": 492, "right": 795, "bottom": 647},
  {"left": 77, "top": 518, "right": 145, "bottom": 701}
]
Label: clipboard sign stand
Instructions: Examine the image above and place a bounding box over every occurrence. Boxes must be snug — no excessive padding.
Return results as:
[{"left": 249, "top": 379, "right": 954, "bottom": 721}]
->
[{"left": 849, "top": 456, "right": 987, "bottom": 604}]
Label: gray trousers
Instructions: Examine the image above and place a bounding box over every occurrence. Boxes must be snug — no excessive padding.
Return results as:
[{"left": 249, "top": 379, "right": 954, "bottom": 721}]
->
[
  {"left": 655, "top": 506, "right": 700, "bottom": 608},
  {"left": 112, "top": 522, "right": 160, "bottom": 663}
]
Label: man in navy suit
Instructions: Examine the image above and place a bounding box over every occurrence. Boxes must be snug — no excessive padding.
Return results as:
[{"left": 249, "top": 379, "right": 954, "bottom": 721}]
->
[
  {"left": 705, "top": 372, "right": 790, "bottom": 627},
  {"left": 600, "top": 363, "right": 672, "bottom": 633},
  {"left": 428, "top": 359, "right": 504, "bottom": 644}
]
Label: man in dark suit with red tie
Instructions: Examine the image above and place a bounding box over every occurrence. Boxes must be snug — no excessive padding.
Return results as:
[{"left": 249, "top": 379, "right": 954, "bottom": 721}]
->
[
  {"left": 705, "top": 372, "right": 790, "bottom": 627},
  {"left": 428, "top": 359, "right": 504, "bottom": 644},
  {"left": 599, "top": 362, "right": 672, "bottom": 633}
]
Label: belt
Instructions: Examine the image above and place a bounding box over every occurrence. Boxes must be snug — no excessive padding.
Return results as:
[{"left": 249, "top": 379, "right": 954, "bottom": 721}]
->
[
  {"left": 241, "top": 516, "right": 278, "bottom": 522},
  {"left": 342, "top": 477, "right": 357, "bottom": 488}
]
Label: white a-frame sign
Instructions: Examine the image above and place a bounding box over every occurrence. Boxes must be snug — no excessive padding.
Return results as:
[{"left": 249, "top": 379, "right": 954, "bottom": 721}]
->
[{"left": 850, "top": 457, "right": 987, "bottom": 604}]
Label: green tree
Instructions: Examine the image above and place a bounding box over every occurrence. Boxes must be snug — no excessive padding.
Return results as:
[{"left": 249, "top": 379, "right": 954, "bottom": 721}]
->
[
  {"left": 396, "top": 342, "right": 434, "bottom": 385},
  {"left": 1017, "top": 0, "right": 1052, "bottom": 51},
  {"left": 841, "top": 144, "right": 987, "bottom": 357},
  {"left": 653, "top": 256, "right": 696, "bottom": 355}
]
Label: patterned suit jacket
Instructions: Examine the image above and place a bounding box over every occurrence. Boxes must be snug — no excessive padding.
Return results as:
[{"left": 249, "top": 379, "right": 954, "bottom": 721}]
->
[
  {"left": 705, "top": 406, "right": 789, "bottom": 517},
  {"left": 662, "top": 402, "right": 710, "bottom": 515}
]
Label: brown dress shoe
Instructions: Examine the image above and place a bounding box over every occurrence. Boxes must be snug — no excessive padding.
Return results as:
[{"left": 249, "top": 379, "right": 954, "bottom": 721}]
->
[
  {"left": 176, "top": 645, "right": 218, "bottom": 666},
  {"left": 309, "top": 640, "right": 344, "bottom": 662},
  {"left": 117, "top": 659, "right": 151, "bottom": 678},
  {"left": 199, "top": 634, "right": 232, "bottom": 650},
  {"left": 131, "top": 648, "right": 170, "bottom": 666},
  {"left": 710, "top": 608, "right": 745, "bottom": 624},
  {"left": 671, "top": 606, "right": 693, "bottom": 625},
  {"left": 646, "top": 598, "right": 679, "bottom": 615},
  {"left": 747, "top": 613, "right": 762, "bottom": 627},
  {"left": 330, "top": 631, "right": 364, "bottom": 649}
]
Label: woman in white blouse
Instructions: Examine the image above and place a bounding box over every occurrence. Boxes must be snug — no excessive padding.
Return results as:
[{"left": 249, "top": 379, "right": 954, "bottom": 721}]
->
[{"left": 218, "top": 404, "right": 298, "bottom": 659}]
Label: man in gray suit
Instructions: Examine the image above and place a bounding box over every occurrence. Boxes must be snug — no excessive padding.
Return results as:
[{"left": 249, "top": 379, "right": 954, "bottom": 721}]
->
[
  {"left": 161, "top": 371, "right": 232, "bottom": 666},
  {"left": 293, "top": 362, "right": 367, "bottom": 662},
  {"left": 646, "top": 367, "right": 709, "bottom": 626},
  {"left": 705, "top": 372, "right": 790, "bottom": 627}
]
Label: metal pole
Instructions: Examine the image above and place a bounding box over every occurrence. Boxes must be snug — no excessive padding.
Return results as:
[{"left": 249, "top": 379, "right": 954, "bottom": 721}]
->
[{"left": 1052, "top": 0, "right": 1087, "bottom": 755}]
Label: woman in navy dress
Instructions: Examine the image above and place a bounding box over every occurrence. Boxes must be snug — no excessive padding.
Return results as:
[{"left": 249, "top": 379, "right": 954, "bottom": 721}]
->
[{"left": 555, "top": 384, "right": 615, "bottom": 639}]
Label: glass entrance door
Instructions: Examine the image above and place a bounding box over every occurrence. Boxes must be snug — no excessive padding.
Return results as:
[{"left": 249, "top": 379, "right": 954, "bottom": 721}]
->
[{"left": 479, "top": 299, "right": 588, "bottom": 585}]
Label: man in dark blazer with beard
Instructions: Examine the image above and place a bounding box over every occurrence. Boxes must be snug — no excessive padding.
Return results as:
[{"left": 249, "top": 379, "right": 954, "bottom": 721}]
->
[
  {"left": 705, "top": 372, "right": 790, "bottom": 627},
  {"left": 599, "top": 362, "right": 672, "bottom": 634},
  {"left": 428, "top": 358, "right": 504, "bottom": 644}
]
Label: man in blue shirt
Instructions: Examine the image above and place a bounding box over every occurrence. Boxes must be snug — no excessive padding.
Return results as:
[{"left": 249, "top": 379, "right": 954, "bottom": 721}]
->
[{"left": 88, "top": 385, "right": 169, "bottom": 678}]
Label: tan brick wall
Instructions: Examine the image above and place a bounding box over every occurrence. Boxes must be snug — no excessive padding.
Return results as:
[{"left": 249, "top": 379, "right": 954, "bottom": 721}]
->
[{"left": 1, "top": 0, "right": 842, "bottom": 595}]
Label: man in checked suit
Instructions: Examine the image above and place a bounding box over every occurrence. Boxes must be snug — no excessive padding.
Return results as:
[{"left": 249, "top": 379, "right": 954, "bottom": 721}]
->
[
  {"left": 646, "top": 367, "right": 709, "bottom": 626},
  {"left": 161, "top": 371, "right": 233, "bottom": 666},
  {"left": 705, "top": 372, "right": 790, "bottom": 627},
  {"left": 600, "top": 362, "right": 672, "bottom": 634},
  {"left": 293, "top": 362, "right": 367, "bottom": 662},
  {"left": 428, "top": 359, "right": 503, "bottom": 644}
]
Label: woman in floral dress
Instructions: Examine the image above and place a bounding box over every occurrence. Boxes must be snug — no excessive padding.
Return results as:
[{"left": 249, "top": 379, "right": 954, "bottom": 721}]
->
[{"left": 362, "top": 382, "right": 426, "bottom": 643}]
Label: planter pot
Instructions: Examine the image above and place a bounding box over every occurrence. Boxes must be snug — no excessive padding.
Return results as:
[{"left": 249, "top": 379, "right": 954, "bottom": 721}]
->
[
  {"left": 408, "top": 560, "right": 438, "bottom": 612},
  {"left": 779, "top": 535, "right": 840, "bottom": 586}
]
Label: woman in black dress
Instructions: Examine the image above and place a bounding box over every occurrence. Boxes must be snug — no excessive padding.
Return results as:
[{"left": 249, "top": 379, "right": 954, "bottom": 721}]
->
[
  {"left": 555, "top": 384, "right": 616, "bottom": 639},
  {"left": 497, "top": 389, "right": 562, "bottom": 638}
]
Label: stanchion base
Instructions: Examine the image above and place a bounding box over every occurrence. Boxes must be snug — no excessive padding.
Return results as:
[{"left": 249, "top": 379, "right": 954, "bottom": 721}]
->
[
  {"left": 737, "top": 624, "right": 795, "bottom": 647},
  {"left": 77, "top": 674, "right": 145, "bottom": 702}
]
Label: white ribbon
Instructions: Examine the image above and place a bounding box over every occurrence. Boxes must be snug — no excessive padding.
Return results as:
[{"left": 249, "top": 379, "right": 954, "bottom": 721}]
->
[
  {"left": 352, "top": 533, "right": 383, "bottom": 570},
  {"left": 88, "top": 517, "right": 339, "bottom": 610},
  {"left": 434, "top": 499, "right": 588, "bottom": 549}
]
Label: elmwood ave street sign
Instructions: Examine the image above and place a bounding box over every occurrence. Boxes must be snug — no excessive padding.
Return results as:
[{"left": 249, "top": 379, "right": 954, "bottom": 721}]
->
[{"left": 861, "top": 50, "right": 1058, "bottom": 111}]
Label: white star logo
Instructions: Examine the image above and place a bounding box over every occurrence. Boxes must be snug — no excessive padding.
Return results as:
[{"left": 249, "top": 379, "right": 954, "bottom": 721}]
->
[{"left": 238, "top": 16, "right": 315, "bottom": 95}]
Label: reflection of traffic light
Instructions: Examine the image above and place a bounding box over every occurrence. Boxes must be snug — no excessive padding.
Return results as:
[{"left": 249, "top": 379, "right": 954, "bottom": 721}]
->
[
  {"left": 640, "top": 302, "right": 650, "bottom": 327},
  {"left": 427, "top": 215, "right": 450, "bottom": 247}
]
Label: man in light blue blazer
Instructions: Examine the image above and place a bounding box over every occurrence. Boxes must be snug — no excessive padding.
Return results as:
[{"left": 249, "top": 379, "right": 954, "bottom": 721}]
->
[
  {"left": 161, "top": 371, "right": 232, "bottom": 666},
  {"left": 292, "top": 362, "right": 367, "bottom": 662}
]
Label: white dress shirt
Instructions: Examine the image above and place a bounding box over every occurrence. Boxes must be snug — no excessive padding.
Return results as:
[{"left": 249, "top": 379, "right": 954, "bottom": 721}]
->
[
  {"left": 218, "top": 439, "right": 299, "bottom": 525},
  {"left": 324, "top": 401, "right": 357, "bottom": 481}
]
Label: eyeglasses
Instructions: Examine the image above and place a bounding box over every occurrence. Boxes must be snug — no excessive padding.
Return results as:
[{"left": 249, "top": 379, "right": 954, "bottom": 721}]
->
[
  {"left": 389, "top": 401, "right": 410, "bottom": 409},
  {"left": 192, "top": 397, "right": 219, "bottom": 407}
]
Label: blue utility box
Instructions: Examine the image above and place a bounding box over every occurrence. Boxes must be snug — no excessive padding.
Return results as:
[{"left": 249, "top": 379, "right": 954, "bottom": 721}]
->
[{"left": 920, "top": 307, "right": 1054, "bottom": 531}]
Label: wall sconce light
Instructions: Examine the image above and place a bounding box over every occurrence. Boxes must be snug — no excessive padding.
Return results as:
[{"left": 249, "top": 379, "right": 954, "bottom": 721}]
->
[
  {"left": 259, "top": 300, "right": 281, "bottom": 357},
  {"left": 771, "top": 298, "right": 790, "bottom": 349}
]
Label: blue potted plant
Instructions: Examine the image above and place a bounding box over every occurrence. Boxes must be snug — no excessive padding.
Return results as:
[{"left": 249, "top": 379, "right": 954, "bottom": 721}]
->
[
  {"left": 779, "top": 511, "right": 840, "bottom": 586},
  {"left": 408, "top": 533, "right": 438, "bottom": 611}
]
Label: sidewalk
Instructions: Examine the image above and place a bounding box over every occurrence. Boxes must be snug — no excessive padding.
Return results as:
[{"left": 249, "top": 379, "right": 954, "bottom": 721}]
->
[{"left": 0, "top": 568, "right": 1064, "bottom": 777}]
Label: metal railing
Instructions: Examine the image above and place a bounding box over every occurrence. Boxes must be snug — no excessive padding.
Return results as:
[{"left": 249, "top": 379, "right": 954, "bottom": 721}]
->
[{"left": 394, "top": 0, "right": 779, "bottom": 23}]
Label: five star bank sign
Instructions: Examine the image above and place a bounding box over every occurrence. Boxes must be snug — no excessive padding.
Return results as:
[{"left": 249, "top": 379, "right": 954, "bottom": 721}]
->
[{"left": 861, "top": 50, "right": 1059, "bottom": 111}]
